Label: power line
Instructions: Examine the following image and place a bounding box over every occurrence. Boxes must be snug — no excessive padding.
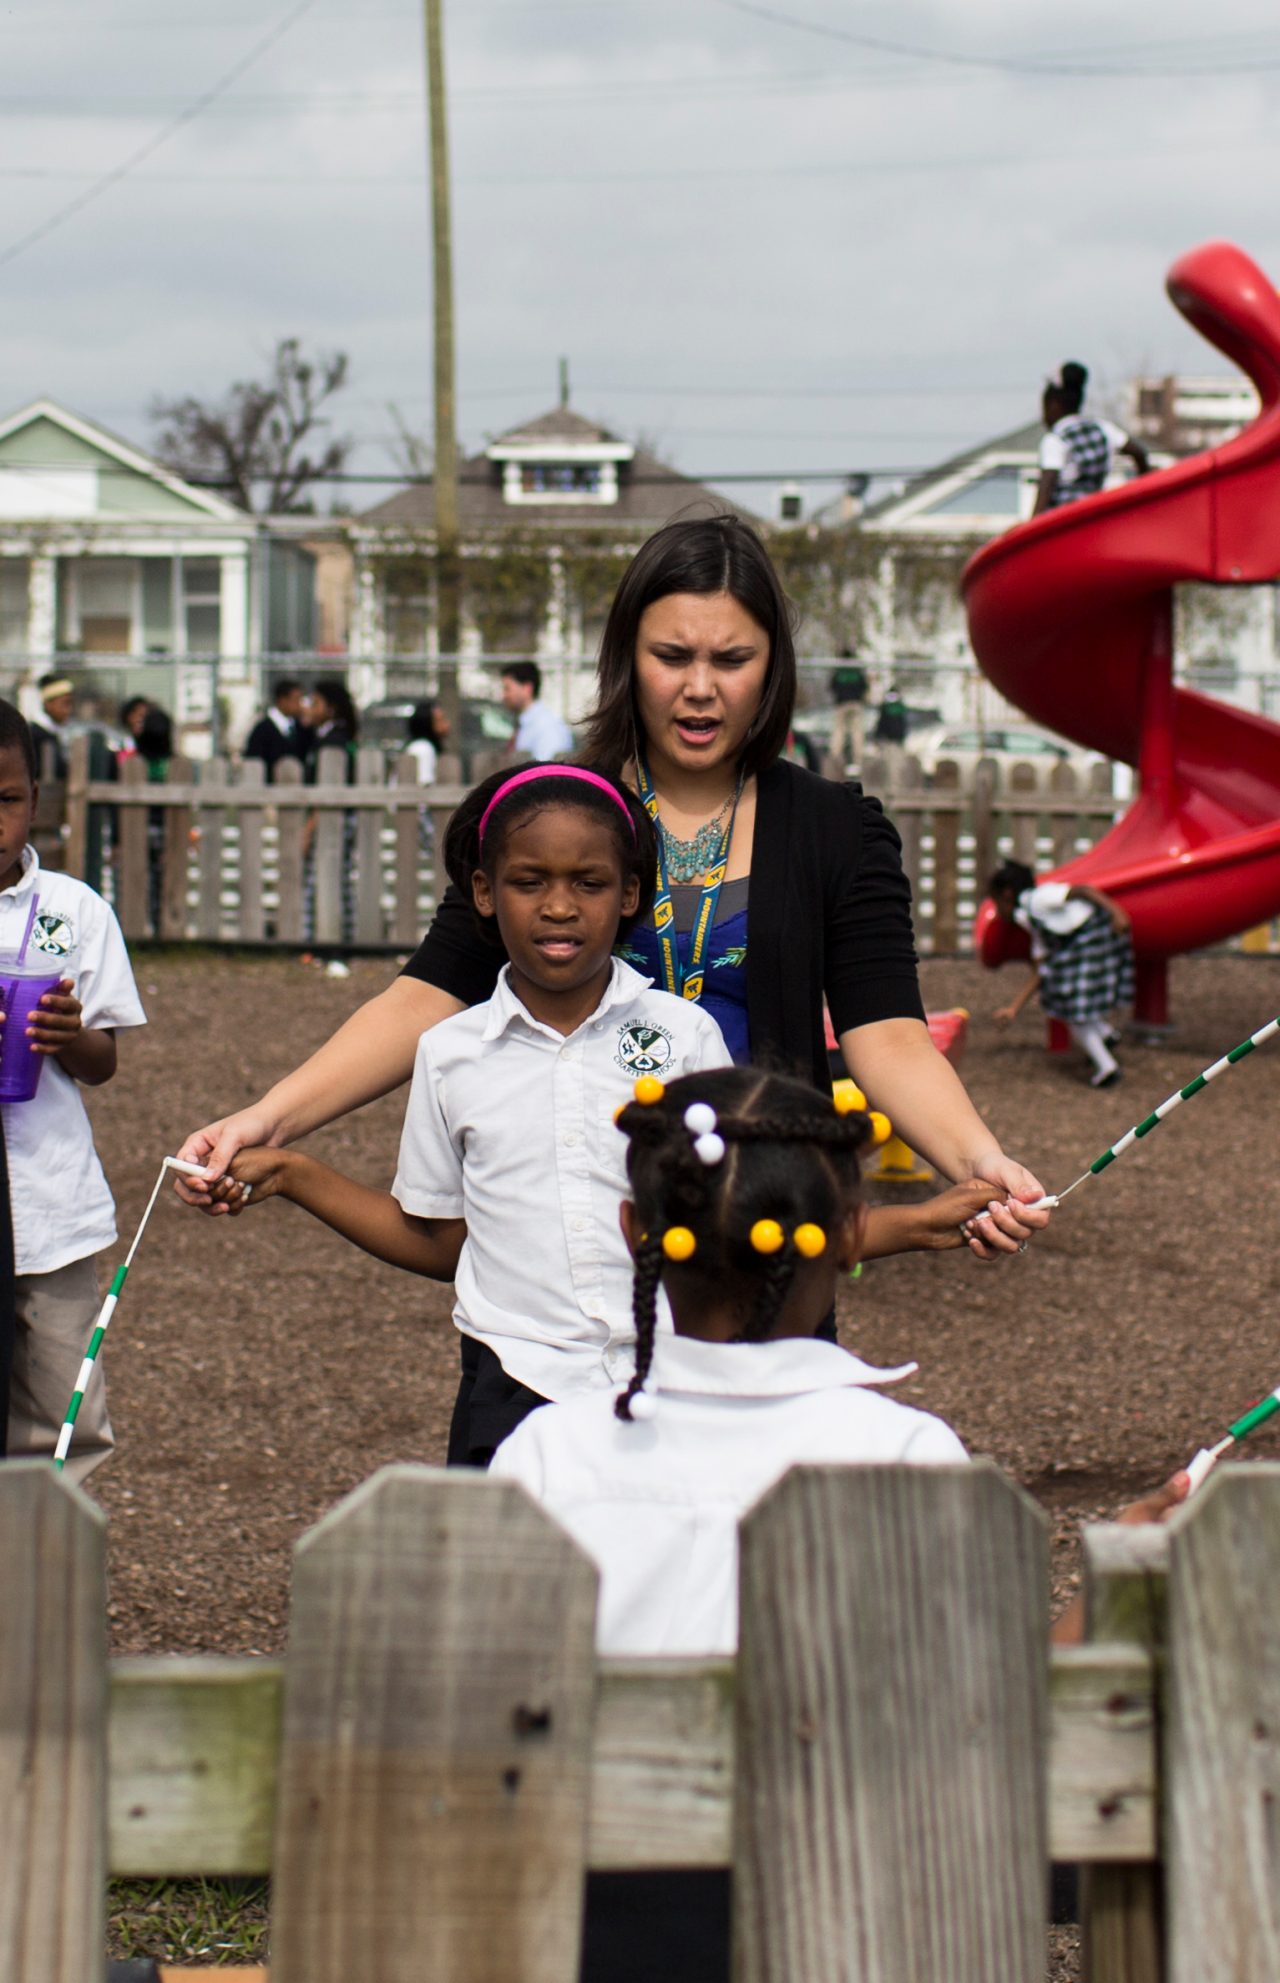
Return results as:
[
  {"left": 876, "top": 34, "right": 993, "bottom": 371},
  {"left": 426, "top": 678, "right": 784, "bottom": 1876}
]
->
[
  {"left": 709, "top": 0, "right": 1280, "bottom": 77},
  {"left": 0, "top": 0, "right": 318, "bottom": 274}
]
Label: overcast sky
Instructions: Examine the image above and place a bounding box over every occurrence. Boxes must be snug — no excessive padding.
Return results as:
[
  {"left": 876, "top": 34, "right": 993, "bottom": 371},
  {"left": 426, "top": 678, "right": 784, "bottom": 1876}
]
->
[{"left": 2, "top": 0, "right": 1279, "bottom": 514}]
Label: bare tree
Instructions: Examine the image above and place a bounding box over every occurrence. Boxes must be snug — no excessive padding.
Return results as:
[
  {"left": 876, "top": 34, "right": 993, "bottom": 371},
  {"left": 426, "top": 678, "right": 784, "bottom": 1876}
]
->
[
  {"left": 385, "top": 402, "right": 433, "bottom": 480},
  {"left": 149, "top": 338, "right": 352, "bottom": 513}
]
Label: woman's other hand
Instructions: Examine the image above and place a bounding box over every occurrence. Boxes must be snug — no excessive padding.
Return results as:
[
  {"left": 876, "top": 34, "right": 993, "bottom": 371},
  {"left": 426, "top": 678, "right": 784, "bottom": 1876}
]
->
[
  {"left": 963, "top": 1151, "right": 1050, "bottom": 1259},
  {"left": 173, "top": 1107, "right": 279, "bottom": 1212}
]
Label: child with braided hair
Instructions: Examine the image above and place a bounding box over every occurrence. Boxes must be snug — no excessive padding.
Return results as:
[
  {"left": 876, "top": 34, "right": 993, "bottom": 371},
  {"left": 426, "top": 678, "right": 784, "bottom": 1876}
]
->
[{"left": 491, "top": 1063, "right": 969, "bottom": 1657}]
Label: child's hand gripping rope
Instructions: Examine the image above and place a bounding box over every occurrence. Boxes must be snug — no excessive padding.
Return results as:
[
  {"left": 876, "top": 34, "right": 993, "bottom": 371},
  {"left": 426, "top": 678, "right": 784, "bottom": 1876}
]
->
[{"left": 53, "top": 1157, "right": 210, "bottom": 1470}]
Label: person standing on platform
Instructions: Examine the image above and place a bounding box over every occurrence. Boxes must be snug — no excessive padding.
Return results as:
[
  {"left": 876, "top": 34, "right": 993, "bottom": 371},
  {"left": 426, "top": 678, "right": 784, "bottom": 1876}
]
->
[
  {"left": 500, "top": 662, "right": 573, "bottom": 759},
  {"left": 244, "top": 679, "right": 307, "bottom": 782},
  {"left": 1033, "top": 362, "right": 1149, "bottom": 515}
]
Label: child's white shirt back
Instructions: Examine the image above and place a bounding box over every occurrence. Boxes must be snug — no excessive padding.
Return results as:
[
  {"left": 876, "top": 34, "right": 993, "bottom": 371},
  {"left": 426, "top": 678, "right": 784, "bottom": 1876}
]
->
[
  {"left": 0, "top": 848, "right": 146, "bottom": 1275},
  {"left": 491, "top": 1332, "right": 967, "bottom": 1655},
  {"left": 392, "top": 958, "right": 730, "bottom": 1402}
]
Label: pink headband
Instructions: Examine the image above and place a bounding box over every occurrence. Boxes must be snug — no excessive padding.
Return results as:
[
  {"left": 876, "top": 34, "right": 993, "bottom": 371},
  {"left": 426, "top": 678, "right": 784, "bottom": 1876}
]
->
[{"left": 477, "top": 764, "right": 637, "bottom": 847}]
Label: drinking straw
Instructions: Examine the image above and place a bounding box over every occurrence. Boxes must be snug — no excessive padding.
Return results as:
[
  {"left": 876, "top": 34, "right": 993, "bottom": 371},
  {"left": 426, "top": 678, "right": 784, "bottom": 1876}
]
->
[
  {"left": 15, "top": 892, "right": 38, "bottom": 964},
  {"left": 1184, "top": 1386, "right": 1280, "bottom": 1494},
  {"left": 1024, "top": 1014, "right": 1280, "bottom": 1213},
  {"left": 53, "top": 1157, "right": 208, "bottom": 1471}
]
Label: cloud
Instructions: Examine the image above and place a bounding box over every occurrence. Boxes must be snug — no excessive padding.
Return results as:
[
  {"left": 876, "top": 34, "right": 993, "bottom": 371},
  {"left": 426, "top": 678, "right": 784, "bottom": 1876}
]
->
[{"left": 0, "top": 0, "right": 1277, "bottom": 507}]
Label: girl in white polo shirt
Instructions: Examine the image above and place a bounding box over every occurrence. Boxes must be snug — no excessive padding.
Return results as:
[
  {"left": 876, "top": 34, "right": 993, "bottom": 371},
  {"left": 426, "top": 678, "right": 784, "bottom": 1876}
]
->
[{"left": 225, "top": 765, "right": 992, "bottom": 1466}]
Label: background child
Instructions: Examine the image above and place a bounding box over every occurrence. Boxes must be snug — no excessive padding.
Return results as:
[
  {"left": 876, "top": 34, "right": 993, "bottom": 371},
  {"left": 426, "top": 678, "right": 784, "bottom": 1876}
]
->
[
  {"left": 0, "top": 699, "right": 146, "bottom": 1481},
  {"left": 989, "top": 859, "right": 1134, "bottom": 1088}
]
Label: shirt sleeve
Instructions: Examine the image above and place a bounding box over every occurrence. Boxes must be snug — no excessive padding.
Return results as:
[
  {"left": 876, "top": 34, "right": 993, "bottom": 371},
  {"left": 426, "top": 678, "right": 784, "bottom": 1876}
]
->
[
  {"left": 1039, "top": 431, "right": 1065, "bottom": 472},
  {"left": 823, "top": 788, "right": 925, "bottom": 1033},
  {"left": 688, "top": 1008, "right": 733, "bottom": 1072},
  {"left": 488, "top": 1411, "right": 549, "bottom": 1490},
  {"left": 391, "top": 1038, "right": 466, "bottom": 1217},
  {"left": 902, "top": 1412, "right": 969, "bottom": 1464},
  {"left": 1026, "top": 881, "right": 1070, "bottom": 918},
  {"left": 400, "top": 882, "right": 506, "bottom": 1007},
  {"left": 1101, "top": 419, "right": 1129, "bottom": 451},
  {"left": 74, "top": 894, "right": 146, "bottom": 1032}
]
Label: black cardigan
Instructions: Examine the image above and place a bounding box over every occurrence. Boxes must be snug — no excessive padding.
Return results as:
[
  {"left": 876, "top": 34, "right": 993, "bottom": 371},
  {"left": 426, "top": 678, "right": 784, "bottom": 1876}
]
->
[{"left": 402, "top": 759, "right": 925, "bottom": 1090}]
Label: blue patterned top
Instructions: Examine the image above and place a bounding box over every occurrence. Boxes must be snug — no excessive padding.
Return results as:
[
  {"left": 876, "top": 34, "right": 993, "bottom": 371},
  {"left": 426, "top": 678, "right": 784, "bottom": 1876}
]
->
[{"left": 617, "top": 879, "right": 750, "bottom": 1065}]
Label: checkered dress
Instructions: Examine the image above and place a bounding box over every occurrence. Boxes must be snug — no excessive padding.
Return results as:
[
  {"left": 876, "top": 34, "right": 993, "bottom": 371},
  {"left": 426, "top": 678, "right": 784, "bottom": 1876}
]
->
[
  {"left": 1052, "top": 417, "right": 1112, "bottom": 503},
  {"left": 1030, "top": 902, "right": 1134, "bottom": 1023}
]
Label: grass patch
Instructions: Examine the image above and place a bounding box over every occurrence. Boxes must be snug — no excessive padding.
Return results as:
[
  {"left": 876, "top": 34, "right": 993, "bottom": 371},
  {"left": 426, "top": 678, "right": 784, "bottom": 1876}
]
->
[{"left": 108, "top": 1880, "right": 269, "bottom": 1963}]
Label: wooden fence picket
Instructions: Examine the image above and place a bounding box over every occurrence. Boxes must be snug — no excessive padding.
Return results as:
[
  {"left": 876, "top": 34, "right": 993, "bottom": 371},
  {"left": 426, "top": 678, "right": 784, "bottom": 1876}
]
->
[
  {"left": 734, "top": 1462, "right": 1047, "bottom": 1983},
  {"left": 352, "top": 745, "right": 386, "bottom": 947},
  {"left": 309, "top": 745, "right": 348, "bottom": 946},
  {"left": 1009, "top": 760, "right": 1040, "bottom": 865},
  {"left": 0, "top": 1465, "right": 107, "bottom": 1983},
  {"left": 114, "top": 752, "right": 149, "bottom": 939},
  {"left": 393, "top": 752, "right": 424, "bottom": 947},
  {"left": 930, "top": 757, "right": 961, "bottom": 951},
  {"left": 235, "top": 757, "right": 266, "bottom": 943},
  {"left": 1049, "top": 758, "right": 1081, "bottom": 866},
  {"left": 158, "top": 753, "right": 192, "bottom": 941},
  {"left": 1079, "top": 1520, "right": 1169, "bottom": 1983},
  {"left": 194, "top": 756, "right": 227, "bottom": 941},
  {"left": 1166, "top": 1466, "right": 1280, "bottom": 1983},
  {"left": 270, "top": 1466, "right": 599, "bottom": 1983},
  {"left": 274, "top": 756, "right": 306, "bottom": 943}
]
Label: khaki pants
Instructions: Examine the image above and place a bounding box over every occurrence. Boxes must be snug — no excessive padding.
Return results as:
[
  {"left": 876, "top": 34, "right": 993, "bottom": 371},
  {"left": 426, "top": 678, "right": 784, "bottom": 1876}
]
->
[{"left": 8, "top": 1256, "right": 113, "bottom": 1486}]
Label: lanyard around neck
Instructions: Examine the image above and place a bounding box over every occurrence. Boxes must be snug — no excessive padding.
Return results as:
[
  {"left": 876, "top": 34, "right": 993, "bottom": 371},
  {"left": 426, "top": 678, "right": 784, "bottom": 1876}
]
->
[{"left": 636, "top": 756, "right": 743, "bottom": 1001}]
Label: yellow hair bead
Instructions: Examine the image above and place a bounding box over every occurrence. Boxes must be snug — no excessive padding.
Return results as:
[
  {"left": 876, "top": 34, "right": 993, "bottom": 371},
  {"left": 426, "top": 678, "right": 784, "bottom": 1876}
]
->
[
  {"left": 749, "top": 1218, "right": 785, "bottom": 1255},
  {"left": 867, "top": 1111, "right": 892, "bottom": 1147},
  {"left": 612, "top": 1103, "right": 626, "bottom": 1124},
  {"left": 634, "top": 1075, "right": 666, "bottom": 1105},
  {"left": 793, "top": 1222, "right": 827, "bottom": 1260},
  {"left": 662, "top": 1225, "right": 697, "bottom": 1262},
  {"left": 832, "top": 1079, "right": 867, "bottom": 1115}
]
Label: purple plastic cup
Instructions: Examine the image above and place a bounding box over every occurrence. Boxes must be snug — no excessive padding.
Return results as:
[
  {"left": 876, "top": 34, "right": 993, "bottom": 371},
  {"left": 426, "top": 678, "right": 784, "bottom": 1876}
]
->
[{"left": 0, "top": 962, "right": 65, "bottom": 1103}]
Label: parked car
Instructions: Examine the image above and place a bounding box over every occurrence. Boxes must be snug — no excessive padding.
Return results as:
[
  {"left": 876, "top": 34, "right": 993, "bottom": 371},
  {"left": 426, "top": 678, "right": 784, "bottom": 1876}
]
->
[
  {"left": 360, "top": 696, "right": 517, "bottom": 781},
  {"left": 910, "top": 723, "right": 1091, "bottom": 785}
]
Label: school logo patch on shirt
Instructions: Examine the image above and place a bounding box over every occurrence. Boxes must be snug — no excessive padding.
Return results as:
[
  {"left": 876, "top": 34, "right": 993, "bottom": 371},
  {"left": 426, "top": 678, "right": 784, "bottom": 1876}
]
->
[
  {"left": 614, "top": 1021, "right": 674, "bottom": 1076},
  {"left": 30, "top": 911, "right": 74, "bottom": 958}
]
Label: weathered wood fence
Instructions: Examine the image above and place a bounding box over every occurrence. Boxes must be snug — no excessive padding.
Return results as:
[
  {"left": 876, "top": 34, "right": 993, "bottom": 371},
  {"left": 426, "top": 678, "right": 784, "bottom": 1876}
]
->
[
  {"left": 47, "top": 737, "right": 1280, "bottom": 955},
  {"left": 4, "top": 1458, "right": 1278, "bottom": 1981},
  {"left": 60, "top": 736, "right": 474, "bottom": 950}
]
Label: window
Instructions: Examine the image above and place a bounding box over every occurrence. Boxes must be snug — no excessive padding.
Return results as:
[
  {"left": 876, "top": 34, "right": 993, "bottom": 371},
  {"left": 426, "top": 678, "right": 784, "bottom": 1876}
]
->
[
  {"left": 520, "top": 462, "right": 600, "bottom": 495},
  {"left": 0, "top": 560, "right": 29, "bottom": 653},
  {"left": 183, "top": 559, "right": 221, "bottom": 655}
]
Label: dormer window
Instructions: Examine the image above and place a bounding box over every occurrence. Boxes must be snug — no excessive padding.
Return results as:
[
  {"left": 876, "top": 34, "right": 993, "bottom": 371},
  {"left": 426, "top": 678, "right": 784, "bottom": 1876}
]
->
[{"left": 522, "top": 462, "right": 601, "bottom": 496}]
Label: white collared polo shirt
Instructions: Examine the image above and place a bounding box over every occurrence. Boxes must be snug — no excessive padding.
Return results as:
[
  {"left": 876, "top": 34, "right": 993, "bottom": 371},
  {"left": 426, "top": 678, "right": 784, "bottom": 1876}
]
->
[
  {"left": 392, "top": 958, "right": 730, "bottom": 1403},
  {"left": 0, "top": 847, "right": 146, "bottom": 1275},
  {"left": 491, "top": 1333, "right": 967, "bottom": 1655}
]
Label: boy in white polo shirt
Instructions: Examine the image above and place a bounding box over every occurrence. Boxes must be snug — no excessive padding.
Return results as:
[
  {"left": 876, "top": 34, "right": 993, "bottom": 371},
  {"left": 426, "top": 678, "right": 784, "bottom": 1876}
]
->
[{"left": 0, "top": 701, "right": 146, "bottom": 1481}]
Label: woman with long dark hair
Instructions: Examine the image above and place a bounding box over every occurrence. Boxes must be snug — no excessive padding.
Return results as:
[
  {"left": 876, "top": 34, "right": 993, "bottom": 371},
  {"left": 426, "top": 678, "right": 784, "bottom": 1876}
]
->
[{"left": 178, "top": 517, "right": 1046, "bottom": 1254}]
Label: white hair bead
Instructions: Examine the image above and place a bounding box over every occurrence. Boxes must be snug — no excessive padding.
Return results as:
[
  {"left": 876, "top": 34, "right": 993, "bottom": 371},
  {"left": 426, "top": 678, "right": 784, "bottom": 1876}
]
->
[
  {"left": 694, "top": 1131, "right": 726, "bottom": 1166},
  {"left": 627, "top": 1389, "right": 657, "bottom": 1421},
  {"left": 683, "top": 1102, "right": 717, "bottom": 1136}
]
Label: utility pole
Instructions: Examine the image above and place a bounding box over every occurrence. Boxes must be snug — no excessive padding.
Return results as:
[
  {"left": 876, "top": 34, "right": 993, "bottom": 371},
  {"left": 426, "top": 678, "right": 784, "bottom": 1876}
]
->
[{"left": 424, "top": 0, "right": 460, "bottom": 714}]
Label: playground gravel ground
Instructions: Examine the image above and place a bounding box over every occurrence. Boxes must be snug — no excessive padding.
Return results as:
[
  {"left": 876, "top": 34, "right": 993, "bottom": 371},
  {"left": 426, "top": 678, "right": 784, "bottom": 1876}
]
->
[{"left": 85, "top": 945, "right": 1280, "bottom": 1973}]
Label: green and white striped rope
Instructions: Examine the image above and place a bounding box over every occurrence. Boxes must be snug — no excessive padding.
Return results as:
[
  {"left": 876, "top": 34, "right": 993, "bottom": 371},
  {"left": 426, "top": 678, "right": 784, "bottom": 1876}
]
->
[
  {"left": 53, "top": 1156, "right": 208, "bottom": 1471},
  {"left": 1185, "top": 1385, "right": 1280, "bottom": 1494},
  {"left": 1028, "top": 1013, "right": 1280, "bottom": 1212}
]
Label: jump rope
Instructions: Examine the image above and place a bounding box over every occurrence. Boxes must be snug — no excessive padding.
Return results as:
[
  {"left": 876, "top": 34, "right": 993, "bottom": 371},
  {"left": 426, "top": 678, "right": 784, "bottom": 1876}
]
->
[{"left": 50, "top": 1019, "right": 1280, "bottom": 1490}]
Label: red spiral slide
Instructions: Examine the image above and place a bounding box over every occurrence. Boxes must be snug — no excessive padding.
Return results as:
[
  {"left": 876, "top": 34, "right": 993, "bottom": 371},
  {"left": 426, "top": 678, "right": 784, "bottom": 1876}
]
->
[{"left": 963, "top": 240, "right": 1280, "bottom": 1024}]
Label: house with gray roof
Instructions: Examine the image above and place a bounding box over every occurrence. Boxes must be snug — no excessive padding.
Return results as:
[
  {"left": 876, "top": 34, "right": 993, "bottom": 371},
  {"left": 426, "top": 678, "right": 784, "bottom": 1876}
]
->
[{"left": 348, "top": 396, "right": 753, "bottom": 694}]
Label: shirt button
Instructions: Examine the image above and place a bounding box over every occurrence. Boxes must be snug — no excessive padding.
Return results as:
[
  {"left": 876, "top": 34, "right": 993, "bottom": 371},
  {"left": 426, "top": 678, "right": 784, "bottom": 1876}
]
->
[
  {"left": 562, "top": 1131, "right": 578, "bottom": 1148},
  {"left": 572, "top": 1216, "right": 588, "bottom": 1233}
]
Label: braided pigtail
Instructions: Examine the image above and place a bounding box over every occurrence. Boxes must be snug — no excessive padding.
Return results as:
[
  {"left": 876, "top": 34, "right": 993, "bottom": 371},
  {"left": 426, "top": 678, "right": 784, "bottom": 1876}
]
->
[
  {"left": 746, "top": 1243, "right": 798, "bottom": 1344},
  {"left": 616, "top": 1230, "right": 663, "bottom": 1421}
]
